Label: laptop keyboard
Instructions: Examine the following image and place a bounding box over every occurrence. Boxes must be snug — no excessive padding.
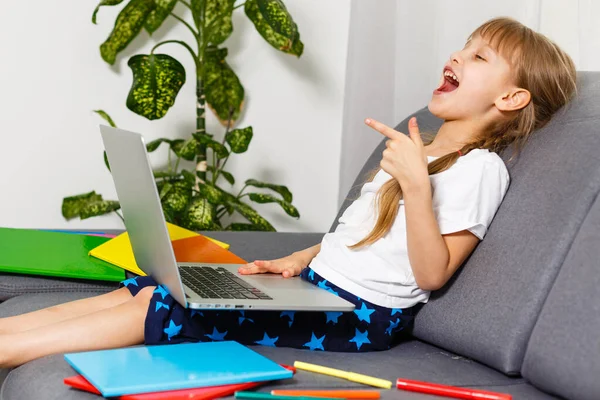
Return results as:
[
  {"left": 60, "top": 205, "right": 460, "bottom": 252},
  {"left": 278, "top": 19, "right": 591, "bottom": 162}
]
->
[{"left": 179, "top": 266, "right": 272, "bottom": 300}]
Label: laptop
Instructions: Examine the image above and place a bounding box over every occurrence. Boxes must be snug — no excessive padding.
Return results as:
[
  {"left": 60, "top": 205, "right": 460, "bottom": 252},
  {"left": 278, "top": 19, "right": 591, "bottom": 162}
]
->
[{"left": 100, "top": 125, "right": 355, "bottom": 312}]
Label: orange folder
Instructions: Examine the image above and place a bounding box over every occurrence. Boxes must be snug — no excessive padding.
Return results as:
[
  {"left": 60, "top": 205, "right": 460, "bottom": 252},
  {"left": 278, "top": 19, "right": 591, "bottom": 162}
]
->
[{"left": 172, "top": 235, "right": 247, "bottom": 264}]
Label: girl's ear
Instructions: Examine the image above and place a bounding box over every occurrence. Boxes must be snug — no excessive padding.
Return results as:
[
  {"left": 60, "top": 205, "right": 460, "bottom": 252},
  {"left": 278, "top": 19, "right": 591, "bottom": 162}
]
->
[{"left": 495, "top": 88, "right": 531, "bottom": 112}]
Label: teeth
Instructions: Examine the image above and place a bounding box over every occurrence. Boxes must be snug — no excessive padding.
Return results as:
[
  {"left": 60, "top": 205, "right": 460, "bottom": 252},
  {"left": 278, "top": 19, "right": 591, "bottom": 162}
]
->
[{"left": 444, "top": 70, "right": 459, "bottom": 83}]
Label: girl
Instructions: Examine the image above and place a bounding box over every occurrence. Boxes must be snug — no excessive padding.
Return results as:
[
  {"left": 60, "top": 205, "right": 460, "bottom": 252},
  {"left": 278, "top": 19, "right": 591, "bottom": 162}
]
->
[{"left": 0, "top": 17, "right": 576, "bottom": 367}]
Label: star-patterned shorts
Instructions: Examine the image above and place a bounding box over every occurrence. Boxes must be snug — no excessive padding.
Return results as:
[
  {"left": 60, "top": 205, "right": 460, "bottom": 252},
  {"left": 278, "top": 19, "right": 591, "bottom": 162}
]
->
[{"left": 120, "top": 268, "right": 419, "bottom": 352}]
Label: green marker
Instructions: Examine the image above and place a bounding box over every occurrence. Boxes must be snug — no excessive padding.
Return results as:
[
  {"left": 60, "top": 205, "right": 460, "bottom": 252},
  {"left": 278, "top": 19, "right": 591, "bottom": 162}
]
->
[{"left": 234, "top": 391, "right": 339, "bottom": 400}]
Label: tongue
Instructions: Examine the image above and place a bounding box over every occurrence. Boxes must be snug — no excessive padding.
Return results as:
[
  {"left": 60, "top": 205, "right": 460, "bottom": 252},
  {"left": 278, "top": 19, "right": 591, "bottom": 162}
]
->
[{"left": 437, "top": 78, "right": 458, "bottom": 93}]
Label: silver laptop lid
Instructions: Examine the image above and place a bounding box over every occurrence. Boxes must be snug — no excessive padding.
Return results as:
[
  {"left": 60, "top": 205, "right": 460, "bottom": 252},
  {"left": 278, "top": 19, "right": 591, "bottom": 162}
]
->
[{"left": 100, "top": 124, "right": 188, "bottom": 307}]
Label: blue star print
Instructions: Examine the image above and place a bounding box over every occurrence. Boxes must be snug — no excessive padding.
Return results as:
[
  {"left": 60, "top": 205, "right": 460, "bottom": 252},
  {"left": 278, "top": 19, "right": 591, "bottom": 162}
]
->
[
  {"left": 325, "top": 311, "right": 343, "bottom": 324},
  {"left": 191, "top": 310, "right": 204, "bottom": 318},
  {"left": 205, "top": 327, "right": 228, "bottom": 341},
  {"left": 317, "top": 280, "right": 339, "bottom": 296},
  {"left": 354, "top": 302, "right": 375, "bottom": 323},
  {"left": 391, "top": 308, "right": 403, "bottom": 316},
  {"left": 303, "top": 332, "right": 326, "bottom": 351},
  {"left": 308, "top": 269, "right": 315, "bottom": 280},
  {"left": 255, "top": 333, "right": 279, "bottom": 347},
  {"left": 349, "top": 328, "right": 371, "bottom": 350},
  {"left": 280, "top": 311, "right": 295, "bottom": 327},
  {"left": 153, "top": 285, "right": 169, "bottom": 300},
  {"left": 163, "top": 320, "right": 182, "bottom": 341},
  {"left": 238, "top": 311, "right": 254, "bottom": 325},
  {"left": 121, "top": 278, "right": 138, "bottom": 287},
  {"left": 155, "top": 301, "right": 170, "bottom": 312},
  {"left": 386, "top": 318, "right": 401, "bottom": 335}
]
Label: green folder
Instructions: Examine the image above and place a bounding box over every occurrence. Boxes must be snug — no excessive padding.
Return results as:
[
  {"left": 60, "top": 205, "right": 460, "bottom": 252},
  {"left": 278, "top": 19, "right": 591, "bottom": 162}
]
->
[{"left": 0, "top": 227, "right": 125, "bottom": 282}]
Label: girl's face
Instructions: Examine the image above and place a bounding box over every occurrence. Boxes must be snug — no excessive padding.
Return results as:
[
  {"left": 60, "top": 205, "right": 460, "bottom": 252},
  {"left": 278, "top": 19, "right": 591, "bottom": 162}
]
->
[{"left": 428, "top": 34, "right": 516, "bottom": 122}]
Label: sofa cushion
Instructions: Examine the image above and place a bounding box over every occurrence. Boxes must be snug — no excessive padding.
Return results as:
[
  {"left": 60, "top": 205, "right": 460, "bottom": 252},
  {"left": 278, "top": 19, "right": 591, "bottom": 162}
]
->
[
  {"left": 521, "top": 192, "right": 600, "bottom": 400},
  {"left": 0, "top": 292, "right": 551, "bottom": 400},
  {"left": 333, "top": 72, "right": 600, "bottom": 375},
  {"left": 0, "top": 232, "right": 325, "bottom": 301}
]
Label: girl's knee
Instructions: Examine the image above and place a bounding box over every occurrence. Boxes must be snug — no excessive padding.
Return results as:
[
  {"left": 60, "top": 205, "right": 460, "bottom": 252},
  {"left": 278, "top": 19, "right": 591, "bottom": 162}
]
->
[{"left": 131, "top": 286, "right": 156, "bottom": 310}]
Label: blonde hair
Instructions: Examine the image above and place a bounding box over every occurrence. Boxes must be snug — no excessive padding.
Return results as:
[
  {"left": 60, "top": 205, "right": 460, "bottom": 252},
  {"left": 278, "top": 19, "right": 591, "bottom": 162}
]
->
[{"left": 348, "top": 16, "right": 577, "bottom": 250}]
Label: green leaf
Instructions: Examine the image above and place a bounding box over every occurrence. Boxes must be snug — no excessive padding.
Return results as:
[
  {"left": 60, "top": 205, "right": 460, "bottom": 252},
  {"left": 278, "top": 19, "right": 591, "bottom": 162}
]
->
[
  {"left": 226, "top": 223, "right": 267, "bottom": 231},
  {"left": 126, "top": 53, "right": 186, "bottom": 120},
  {"left": 178, "top": 137, "right": 199, "bottom": 161},
  {"left": 226, "top": 126, "right": 253, "bottom": 153},
  {"left": 92, "top": 0, "right": 124, "bottom": 25},
  {"left": 62, "top": 191, "right": 103, "bottom": 220},
  {"left": 181, "top": 170, "right": 197, "bottom": 187},
  {"left": 144, "top": 0, "right": 178, "bottom": 34},
  {"left": 161, "top": 181, "right": 191, "bottom": 214},
  {"left": 182, "top": 197, "right": 220, "bottom": 230},
  {"left": 100, "top": 0, "right": 156, "bottom": 65},
  {"left": 80, "top": 200, "right": 121, "bottom": 219},
  {"left": 196, "top": 181, "right": 225, "bottom": 204},
  {"left": 204, "top": 48, "right": 244, "bottom": 126},
  {"left": 146, "top": 138, "right": 172, "bottom": 152},
  {"left": 158, "top": 181, "right": 173, "bottom": 200},
  {"left": 103, "top": 151, "right": 111, "bottom": 171},
  {"left": 225, "top": 199, "right": 275, "bottom": 231},
  {"left": 190, "top": 0, "right": 203, "bottom": 29},
  {"left": 248, "top": 192, "right": 299, "bottom": 218},
  {"left": 244, "top": 178, "right": 292, "bottom": 202},
  {"left": 193, "top": 133, "right": 229, "bottom": 158},
  {"left": 244, "top": 0, "right": 303, "bottom": 56},
  {"left": 207, "top": 165, "right": 234, "bottom": 185},
  {"left": 93, "top": 109, "right": 117, "bottom": 127},
  {"left": 169, "top": 139, "right": 185, "bottom": 156},
  {"left": 205, "top": 0, "right": 236, "bottom": 45}
]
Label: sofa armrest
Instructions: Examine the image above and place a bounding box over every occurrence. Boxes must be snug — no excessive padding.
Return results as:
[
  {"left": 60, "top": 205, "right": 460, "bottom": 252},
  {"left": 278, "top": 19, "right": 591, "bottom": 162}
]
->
[{"left": 0, "top": 231, "right": 325, "bottom": 301}]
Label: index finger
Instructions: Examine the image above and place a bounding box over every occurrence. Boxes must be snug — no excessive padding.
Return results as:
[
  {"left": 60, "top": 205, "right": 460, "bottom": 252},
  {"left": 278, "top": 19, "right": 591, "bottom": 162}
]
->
[{"left": 365, "top": 118, "right": 401, "bottom": 139}]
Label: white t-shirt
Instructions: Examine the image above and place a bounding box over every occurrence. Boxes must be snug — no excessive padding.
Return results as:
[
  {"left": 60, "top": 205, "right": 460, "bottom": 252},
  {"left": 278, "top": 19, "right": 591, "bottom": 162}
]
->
[{"left": 308, "top": 148, "right": 510, "bottom": 309}]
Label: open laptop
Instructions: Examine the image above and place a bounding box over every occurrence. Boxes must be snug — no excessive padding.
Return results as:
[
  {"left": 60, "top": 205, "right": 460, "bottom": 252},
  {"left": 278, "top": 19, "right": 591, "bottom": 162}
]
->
[{"left": 100, "top": 125, "right": 355, "bottom": 312}]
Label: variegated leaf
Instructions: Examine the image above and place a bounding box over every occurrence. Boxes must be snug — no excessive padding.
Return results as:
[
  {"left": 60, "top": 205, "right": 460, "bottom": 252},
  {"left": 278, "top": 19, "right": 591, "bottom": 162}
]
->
[
  {"left": 206, "top": 0, "right": 236, "bottom": 45},
  {"left": 177, "top": 138, "right": 199, "bottom": 160},
  {"left": 126, "top": 54, "right": 186, "bottom": 120},
  {"left": 80, "top": 200, "right": 121, "bottom": 219},
  {"left": 244, "top": 0, "right": 304, "bottom": 57},
  {"left": 207, "top": 165, "right": 235, "bottom": 185},
  {"left": 204, "top": 48, "right": 244, "bottom": 126},
  {"left": 62, "top": 191, "right": 103, "bottom": 220},
  {"left": 146, "top": 138, "right": 172, "bottom": 152},
  {"left": 169, "top": 139, "right": 185, "bottom": 156},
  {"left": 197, "top": 181, "right": 225, "bottom": 204},
  {"left": 193, "top": 133, "right": 229, "bottom": 158},
  {"left": 181, "top": 170, "right": 197, "bottom": 187},
  {"left": 182, "top": 197, "right": 220, "bottom": 230},
  {"left": 245, "top": 178, "right": 292, "bottom": 202},
  {"left": 161, "top": 181, "right": 191, "bottom": 214},
  {"left": 158, "top": 181, "right": 173, "bottom": 200},
  {"left": 144, "top": 0, "right": 178, "bottom": 34},
  {"left": 190, "top": 0, "right": 203, "bottom": 29},
  {"left": 248, "top": 192, "right": 299, "bottom": 218},
  {"left": 100, "top": 0, "right": 156, "bottom": 65},
  {"left": 225, "top": 126, "right": 253, "bottom": 153},
  {"left": 226, "top": 199, "right": 275, "bottom": 231},
  {"left": 92, "top": 0, "right": 124, "bottom": 24}
]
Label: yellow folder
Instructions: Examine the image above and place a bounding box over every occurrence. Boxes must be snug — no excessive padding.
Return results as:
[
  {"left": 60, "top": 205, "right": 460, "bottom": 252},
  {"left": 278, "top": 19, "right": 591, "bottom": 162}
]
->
[{"left": 88, "top": 223, "right": 229, "bottom": 276}]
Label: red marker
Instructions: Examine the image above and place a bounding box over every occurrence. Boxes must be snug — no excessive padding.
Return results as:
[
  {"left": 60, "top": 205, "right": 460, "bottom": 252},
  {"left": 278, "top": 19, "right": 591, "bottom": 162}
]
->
[{"left": 396, "top": 378, "right": 512, "bottom": 400}]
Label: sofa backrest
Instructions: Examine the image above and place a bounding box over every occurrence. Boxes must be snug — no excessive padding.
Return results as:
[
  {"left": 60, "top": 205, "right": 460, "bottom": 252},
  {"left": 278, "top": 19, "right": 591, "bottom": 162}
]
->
[
  {"left": 520, "top": 189, "right": 600, "bottom": 400},
  {"left": 333, "top": 71, "right": 600, "bottom": 375}
]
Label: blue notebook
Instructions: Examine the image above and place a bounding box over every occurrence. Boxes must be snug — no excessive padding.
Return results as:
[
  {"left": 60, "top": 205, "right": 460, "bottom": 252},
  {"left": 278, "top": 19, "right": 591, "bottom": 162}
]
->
[{"left": 63, "top": 341, "right": 293, "bottom": 397}]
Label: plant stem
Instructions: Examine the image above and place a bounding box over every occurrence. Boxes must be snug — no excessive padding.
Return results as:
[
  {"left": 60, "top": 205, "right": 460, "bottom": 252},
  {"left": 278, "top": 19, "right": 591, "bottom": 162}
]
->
[
  {"left": 151, "top": 40, "right": 198, "bottom": 67},
  {"left": 237, "top": 184, "right": 248, "bottom": 198},
  {"left": 170, "top": 12, "right": 199, "bottom": 38}
]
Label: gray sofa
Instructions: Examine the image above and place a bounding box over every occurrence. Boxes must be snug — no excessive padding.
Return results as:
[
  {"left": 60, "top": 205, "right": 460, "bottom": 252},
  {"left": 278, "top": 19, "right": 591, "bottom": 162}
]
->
[{"left": 1, "top": 71, "right": 599, "bottom": 400}]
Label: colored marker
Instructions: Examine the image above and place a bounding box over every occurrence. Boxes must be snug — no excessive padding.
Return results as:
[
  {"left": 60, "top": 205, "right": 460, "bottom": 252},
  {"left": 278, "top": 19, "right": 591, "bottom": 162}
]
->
[
  {"left": 293, "top": 361, "right": 392, "bottom": 389},
  {"left": 396, "top": 378, "right": 512, "bottom": 400},
  {"left": 272, "top": 390, "right": 380, "bottom": 399},
  {"left": 235, "top": 392, "right": 338, "bottom": 400}
]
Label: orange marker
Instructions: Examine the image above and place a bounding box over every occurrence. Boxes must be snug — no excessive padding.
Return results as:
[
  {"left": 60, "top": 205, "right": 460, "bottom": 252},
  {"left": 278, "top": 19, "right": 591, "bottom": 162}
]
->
[{"left": 271, "top": 390, "right": 380, "bottom": 399}]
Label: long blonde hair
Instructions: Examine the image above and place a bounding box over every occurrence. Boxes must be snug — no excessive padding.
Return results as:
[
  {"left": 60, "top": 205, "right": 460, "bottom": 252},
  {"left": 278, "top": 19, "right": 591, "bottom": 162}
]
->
[{"left": 348, "top": 17, "right": 577, "bottom": 250}]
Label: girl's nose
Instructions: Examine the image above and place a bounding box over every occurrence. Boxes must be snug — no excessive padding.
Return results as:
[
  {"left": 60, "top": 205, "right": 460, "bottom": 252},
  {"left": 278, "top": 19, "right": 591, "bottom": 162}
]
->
[{"left": 450, "top": 50, "right": 463, "bottom": 65}]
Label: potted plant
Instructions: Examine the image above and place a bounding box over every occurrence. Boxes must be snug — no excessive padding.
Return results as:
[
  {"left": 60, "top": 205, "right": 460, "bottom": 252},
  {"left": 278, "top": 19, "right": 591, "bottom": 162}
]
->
[{"left": 62, "top": 0, "right": 303, "bottom": 231}]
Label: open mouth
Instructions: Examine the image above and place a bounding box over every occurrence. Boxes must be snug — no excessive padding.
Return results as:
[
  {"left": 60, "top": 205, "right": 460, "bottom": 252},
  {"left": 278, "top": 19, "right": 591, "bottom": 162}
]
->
[{"left": 435, "top": 68, "right": 460, "bottom": 93}]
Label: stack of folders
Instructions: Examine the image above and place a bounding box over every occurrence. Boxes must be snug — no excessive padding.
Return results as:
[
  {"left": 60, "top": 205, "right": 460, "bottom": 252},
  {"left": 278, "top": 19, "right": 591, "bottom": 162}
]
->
[{"left": 63, "top": 341, "right": 294, "bottom": 399}]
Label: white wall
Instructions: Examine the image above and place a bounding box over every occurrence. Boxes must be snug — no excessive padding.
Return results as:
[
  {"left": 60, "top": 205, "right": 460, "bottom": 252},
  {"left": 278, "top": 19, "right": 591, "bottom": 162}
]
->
[{"left": 0, "top": 1, "right": 351, "bottom": 233}]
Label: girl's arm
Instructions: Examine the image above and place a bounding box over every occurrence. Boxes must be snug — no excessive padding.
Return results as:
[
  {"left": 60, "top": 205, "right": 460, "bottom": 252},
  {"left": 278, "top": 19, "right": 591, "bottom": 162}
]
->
[
  {"left": 402, "top": 185, "right": 479, "bottom": 291},
  {"left": 293, "top": 243, "right": 321, "bottom": 265}
]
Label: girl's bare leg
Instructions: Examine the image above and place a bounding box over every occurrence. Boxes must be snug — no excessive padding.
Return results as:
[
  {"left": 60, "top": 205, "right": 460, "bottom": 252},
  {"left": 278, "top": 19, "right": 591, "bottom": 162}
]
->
[
  {"left": 0, "top": 287, "right": 133, "bottom": 334},
  {"left": 0, "top": 286, "right": 155, "bottom": 368}
]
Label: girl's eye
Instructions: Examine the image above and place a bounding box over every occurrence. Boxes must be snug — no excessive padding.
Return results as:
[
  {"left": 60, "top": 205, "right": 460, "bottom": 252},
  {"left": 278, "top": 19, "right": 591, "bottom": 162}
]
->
[{"left": 476, "top": 54, "right": 486, "bottom": 61}]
